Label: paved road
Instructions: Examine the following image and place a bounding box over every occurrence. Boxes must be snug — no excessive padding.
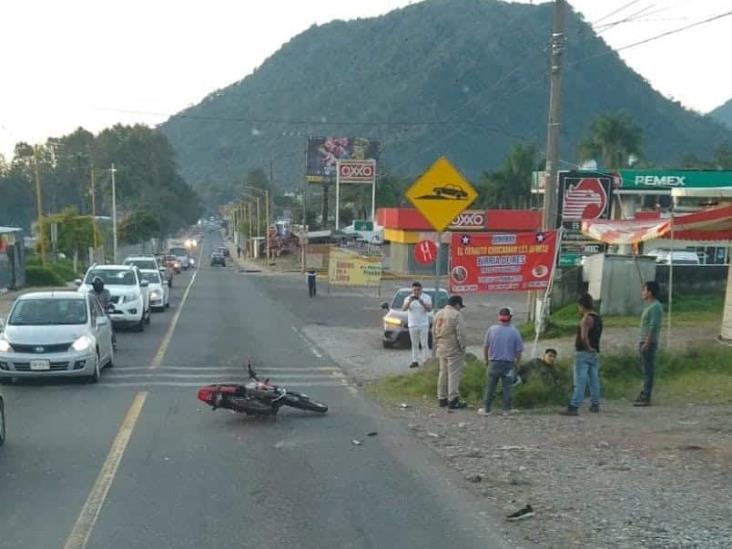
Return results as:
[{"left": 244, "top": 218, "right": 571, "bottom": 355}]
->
[{"left": 0, "top": 234, "right": 512, "bottom": 549}]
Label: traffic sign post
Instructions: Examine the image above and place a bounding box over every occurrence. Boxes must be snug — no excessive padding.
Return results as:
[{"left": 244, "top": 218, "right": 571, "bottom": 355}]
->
[{"left": 405, "top": 157, "right": 478, "bottom": 296}]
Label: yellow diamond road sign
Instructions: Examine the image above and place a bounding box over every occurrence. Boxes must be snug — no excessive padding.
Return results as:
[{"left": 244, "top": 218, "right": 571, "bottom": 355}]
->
[{"left": 405, "top": 156, "right": 478, "bottom": 231}]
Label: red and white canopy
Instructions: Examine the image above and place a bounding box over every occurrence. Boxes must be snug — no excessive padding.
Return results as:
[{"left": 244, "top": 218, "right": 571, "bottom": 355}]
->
[{"left": 582, "top": 203, "right": 732, "bottom": 245}]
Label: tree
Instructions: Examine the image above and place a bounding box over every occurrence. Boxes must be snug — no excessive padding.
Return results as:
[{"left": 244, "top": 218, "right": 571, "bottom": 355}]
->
[
  {"left": 119, "top": 211, "right": 161, "bottom": 246},
  {"left": 41, "top": 207, "right": 100, "bottom": 260},
  {"left": 476, "top": 143, "right": 540, "bottom": 209},
  {"left": 578, "top": 111, "right": 644, "bottom": 170},
  {"left": 681, "top": 144, "right": 732, "bottom": 170}
]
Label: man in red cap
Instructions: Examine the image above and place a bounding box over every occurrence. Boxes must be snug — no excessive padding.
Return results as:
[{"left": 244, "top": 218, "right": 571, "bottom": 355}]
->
[{"left": 479, "top": 306, "right": 524, "bottom": 417}]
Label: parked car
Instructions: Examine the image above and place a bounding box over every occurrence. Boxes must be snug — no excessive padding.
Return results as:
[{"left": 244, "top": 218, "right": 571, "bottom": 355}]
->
[
  {"left": 210, "top": 252, "right": 226, "bottom": 267},
  {"left": 139, "top": 269, "right": 170, "bottom": 311},
  {"left": 77, "top": 265, "right": 151, "bottom": 331},
  {"left": 0, "top": 387, "right": 5, "bottom": 445},
  {"left": 0, "top": 291, "right": 114, "bottom": 383},
  {"left": 380, "top": 288, "right": 449, "bottom": 348},
  {"left": 217, "top": 246, "right": 231, "bottom": 258}
]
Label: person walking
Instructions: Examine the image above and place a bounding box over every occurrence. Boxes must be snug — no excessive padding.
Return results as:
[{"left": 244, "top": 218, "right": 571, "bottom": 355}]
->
[
  {"left": 432, "top": 295, "right": 467, "bottom": 410},
  {"left": 402, "top": 281, "right": 432, "bottom": 368},
  {"left": 479, "top": 307, "right": 523, "bottom": 417},
  {"left": 307, "top": 269, "right": 317, "bottom": 297},
  {"left": 237, "top": 245, "right": 242, "bottom": 258},
  {"left": 561, "top": 293, "right": 603, "bottom": 416},
  {"left": 635, "top": 281, "right": 663, "bottom": 407}
]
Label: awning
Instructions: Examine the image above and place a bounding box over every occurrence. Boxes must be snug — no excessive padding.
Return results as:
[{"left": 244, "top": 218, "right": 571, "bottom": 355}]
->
[{"left": 582, "top": 203, "right": 732, "bottom": 245}]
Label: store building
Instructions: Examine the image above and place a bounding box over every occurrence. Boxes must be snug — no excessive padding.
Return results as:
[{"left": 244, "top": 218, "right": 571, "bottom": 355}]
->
[{"left": 376, "top": 208, "right": 541, "bottom": 275}]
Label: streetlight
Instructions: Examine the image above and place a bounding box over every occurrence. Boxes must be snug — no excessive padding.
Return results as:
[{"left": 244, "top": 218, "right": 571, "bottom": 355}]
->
[{"left": 108, "top": 164, "right": 118, "bottom": 263}]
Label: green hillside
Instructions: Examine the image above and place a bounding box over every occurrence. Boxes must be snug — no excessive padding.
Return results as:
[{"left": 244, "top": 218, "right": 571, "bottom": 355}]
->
[
  {"left": 710, "top": 99, "right": 732, "bottom": 129},
  {"left": 161, "top": 0, "right": 732, "bottom": 188}
]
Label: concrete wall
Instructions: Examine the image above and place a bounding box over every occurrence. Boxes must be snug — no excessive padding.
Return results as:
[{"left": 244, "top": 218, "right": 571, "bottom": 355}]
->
[
  {"left": 586, "top": 255, "right": 657, "bottom": 316},
  {"left": 655, "top": 265, "right": 728, "bottom": 296}
]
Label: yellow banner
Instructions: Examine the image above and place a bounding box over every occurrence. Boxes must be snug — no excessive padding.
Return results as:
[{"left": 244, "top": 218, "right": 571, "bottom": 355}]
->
[{"left": 328, "top": 249, "right": 382, "bottom": 286}]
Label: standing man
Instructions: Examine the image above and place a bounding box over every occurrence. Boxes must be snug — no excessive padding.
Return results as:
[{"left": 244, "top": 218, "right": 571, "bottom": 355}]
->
[
  {"left": 237, "top": 245, "right": 242, "bottom": 258},
  {"left": 402, "top": 281, "right": 432, "bottom": 368},
  {"left": 479, "top": 307, "right": 524, "bottom": 416},
  {"left": 433, "top": 295, "right": 467, "bottom": 410},
  {"left": 561, "top": 293, "right": 603, "bottom": 416},
  {"left": 635, "top": 281, "right": 663, "bottom": 407},
  {"left": 307, "top": 269, "right": 317, "bottom": 298}
]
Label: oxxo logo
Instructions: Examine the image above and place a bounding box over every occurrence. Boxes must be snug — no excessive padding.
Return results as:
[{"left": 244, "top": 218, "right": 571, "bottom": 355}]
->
[
  {"left": 562, "top": 178, "right": 609, "bottom": 220},
  {"left": 338, "top": 161, "right": 375, "bottom": 182},
  {"left": 449, "top": 210, "right": 485, "bottom": 229}
]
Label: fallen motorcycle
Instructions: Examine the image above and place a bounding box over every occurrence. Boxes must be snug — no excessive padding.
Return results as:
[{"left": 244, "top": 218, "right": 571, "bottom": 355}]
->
[{"left": 197, "top": 361, "right": 328, "bottom": 416}]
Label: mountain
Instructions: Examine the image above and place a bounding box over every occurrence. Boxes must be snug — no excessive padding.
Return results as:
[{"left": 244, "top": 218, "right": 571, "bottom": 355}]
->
[
  {"left": 709, "top": 99, "right": 732, "bottom": 129},
  {"left": 161, "top": 0, "right": 732, "bottom": 188}
]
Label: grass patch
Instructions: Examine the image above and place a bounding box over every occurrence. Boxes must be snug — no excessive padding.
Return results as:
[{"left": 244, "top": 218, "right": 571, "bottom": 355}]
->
[
  {"left": 519, "top": 291, "right": 724, "bottom": 339},
  {"left": 371, "top": 345, "right": 732, "bottom": 409}
]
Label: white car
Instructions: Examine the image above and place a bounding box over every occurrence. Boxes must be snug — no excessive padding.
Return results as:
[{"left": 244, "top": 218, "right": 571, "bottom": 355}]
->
[
  {"left": 123, "top": 255, "right": 160, "bottom": 271},
  {"left": 77, "top": 265, "right": 151, "bottom": 331},
  {"left": 139, "top": 269, "right": 170, "bottom": 311},
  {"left": 0, "top": 291, "right": 114, "bottom": 383}
]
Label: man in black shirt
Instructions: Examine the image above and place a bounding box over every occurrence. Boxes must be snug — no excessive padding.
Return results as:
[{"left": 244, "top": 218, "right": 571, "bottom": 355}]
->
[{"left": 561, "top": 293, "right": 603, "bottom": 416}]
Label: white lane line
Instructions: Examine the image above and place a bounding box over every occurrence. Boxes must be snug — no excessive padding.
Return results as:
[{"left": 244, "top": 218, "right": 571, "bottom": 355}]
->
[
  {"left": 62, "top": 391, "right": 148, "bottom": 549},
  {"left": 104, "top": 373, "right": 338, "bottom": 380},
  {"left": 98, "top": 381, "right": 354, "bottom": 388},
  {"left": 111, "top": 366, "right": 338, "bottom": 373},
  {"left": 310, "top": 348, "right": 323, "bottom": 358},
  {"left": 149, "top": 266, "right": 199, "bottom": 370}
]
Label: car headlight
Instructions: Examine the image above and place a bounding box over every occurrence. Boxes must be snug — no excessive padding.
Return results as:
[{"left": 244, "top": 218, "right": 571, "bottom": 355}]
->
[
  {"left": 72, "top": 335, "right": 93, "bottom": 352},
  {"left": 150, "top": 290, "right": 161, "bottom": 300},
  {"left": 384, "top": 316, "right": 402, "bottom": 327},
  {"left": 0, "top": 338, "right": 12, "bottom": 352}
]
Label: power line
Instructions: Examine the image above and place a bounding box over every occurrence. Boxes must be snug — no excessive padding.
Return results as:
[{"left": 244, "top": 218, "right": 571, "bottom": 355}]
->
[{"left": 590, "top": 0, "right": 645, "bottom": 25}]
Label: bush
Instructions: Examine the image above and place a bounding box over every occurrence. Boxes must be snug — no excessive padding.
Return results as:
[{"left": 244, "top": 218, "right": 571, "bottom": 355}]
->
[
  {"left": 25, "top": 265, "right": 65, "bottom": 287},
  {"left": 26, "top": 256, "right": 79, "bottom": 282}
]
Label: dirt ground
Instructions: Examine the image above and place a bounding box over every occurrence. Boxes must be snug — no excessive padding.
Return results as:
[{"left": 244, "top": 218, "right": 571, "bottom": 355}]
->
[{"left": 381, "top": 398, "right": 732, "bottom": 548}]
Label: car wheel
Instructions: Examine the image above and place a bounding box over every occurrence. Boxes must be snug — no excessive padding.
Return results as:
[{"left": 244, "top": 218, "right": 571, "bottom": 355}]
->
[
  {"left": 135, "top": 315, "right": 145, "bottom": 332},
  {"left": 145, "top": 308, "right": 151, "bottom": 324},
  {"left": 87, "top": 352, "right": 101, "bottom": 383},
  {"left": 106, "top": 344, "right": 114, "bottom": 369},
  {"left": 0, "top": 396, "right": 5, "bottom": 446}
]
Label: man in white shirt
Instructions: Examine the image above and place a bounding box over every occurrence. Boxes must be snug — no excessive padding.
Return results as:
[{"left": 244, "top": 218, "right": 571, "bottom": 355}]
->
[{"left": 402, "top": 281, "right": 432, "bottom": 368}]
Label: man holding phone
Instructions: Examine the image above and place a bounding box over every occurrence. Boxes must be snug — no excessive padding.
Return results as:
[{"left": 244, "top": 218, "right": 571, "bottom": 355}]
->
[{"left": 402, "top": 281, "right": 432, "bottom": 368}]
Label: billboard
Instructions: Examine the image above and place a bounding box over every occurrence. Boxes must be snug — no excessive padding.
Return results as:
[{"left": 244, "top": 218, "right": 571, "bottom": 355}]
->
[
  {"left": 328, "top": 248, "right": 382, "bottom": 287},
  {"left": 449, "top": 231, "right": 558, "bottom": 293},
  {"left": 306, "top": 137, "right": 381, "bottom": 183}
]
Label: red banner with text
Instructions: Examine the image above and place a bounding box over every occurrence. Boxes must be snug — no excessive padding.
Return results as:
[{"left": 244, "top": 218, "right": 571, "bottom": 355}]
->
[{"left": 449, "top": 231, "right": 558, "bottom": 293}]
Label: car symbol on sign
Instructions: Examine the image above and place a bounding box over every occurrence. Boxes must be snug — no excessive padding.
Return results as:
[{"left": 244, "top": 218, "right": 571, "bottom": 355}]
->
[{"left": 432, "top": 184, "right": 468, "bottom": 199}]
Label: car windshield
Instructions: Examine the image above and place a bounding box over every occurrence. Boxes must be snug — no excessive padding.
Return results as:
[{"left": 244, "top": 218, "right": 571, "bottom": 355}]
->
[
  {"left": 125, "top": 259, "right": 157, "bottom": 270},
  {"left": 85, "top": 269, "right": 137, "bottom": 286},
  {"left": 390, "top": 290, "right": 449, "bottom": 309},
  {"left": 170, "top": 247, "right": 187, "bottom": 256},
  {"left": 140, "top": 272, "right": 161, "bottom": 284},
  {"left": 9, "top": 298, "right": 87, "bottom": 326}
]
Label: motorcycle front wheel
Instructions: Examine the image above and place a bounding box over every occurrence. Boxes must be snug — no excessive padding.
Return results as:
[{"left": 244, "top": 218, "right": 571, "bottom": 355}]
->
[{"left": 283, "top": 393, "right": 328, "bottom": 413}]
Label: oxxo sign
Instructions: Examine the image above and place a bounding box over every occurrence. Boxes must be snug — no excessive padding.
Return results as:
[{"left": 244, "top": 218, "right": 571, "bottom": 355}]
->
[
  {"left": 337, "top": 160, "right": 376, "bottom": 184},
  {"left": 448, "top": 210, "right": 485, "bottom": 230}
]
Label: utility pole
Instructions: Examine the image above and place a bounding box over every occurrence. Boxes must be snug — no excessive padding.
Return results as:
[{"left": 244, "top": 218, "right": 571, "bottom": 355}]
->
[
  {"left": 32, "top": 146, "right": 47, "bottom": 267},
  {"left": 536, "top": 0, "right": 565, "bottom": 331},
  {"left": 542, "top": 0, "right": 565, "bottom": 231},
  {"left": 265, "top": 189, "right": 271, "bottom": 261},
  {"left": 91, "top": 167, "right": 98, "bottom": 251},
  {"left": 110, "top": 163, "right": 118, "bottom": 263}
]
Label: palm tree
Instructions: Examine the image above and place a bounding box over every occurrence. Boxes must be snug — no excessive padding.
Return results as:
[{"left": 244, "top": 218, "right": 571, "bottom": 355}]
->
[
  {"left": 477, "top": 143, "right": 540, "bottom": 208},
  {"left": 578, "top": 112, "right": 643, "bottom": 170}
]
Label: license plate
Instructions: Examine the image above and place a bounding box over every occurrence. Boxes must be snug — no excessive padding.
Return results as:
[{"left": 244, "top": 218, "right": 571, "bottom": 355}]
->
[{"left": 30, "top": 359, "right": 50, "bottom": 371}]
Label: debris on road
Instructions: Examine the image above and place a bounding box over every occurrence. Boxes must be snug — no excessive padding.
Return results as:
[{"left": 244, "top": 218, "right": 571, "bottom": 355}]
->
[
  {"left": 366, "top": 431, "right": 378, "bottom": 437},
  {"left": 506, "top": 504, "right": 534, "bottom": 522},
  {"left": 352, "top": 439, "right": 362, "bottom": 446}
]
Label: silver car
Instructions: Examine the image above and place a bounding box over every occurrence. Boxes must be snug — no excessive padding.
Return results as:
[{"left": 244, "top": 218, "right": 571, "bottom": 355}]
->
[
  {"left": 381, "top": 288, "right": 449, "bottom": 349},
  {"left": 139, "top": 269, "right": 170, "bottom": 311},
  {"left": 0, "top": 291, "right": 114, "bottom": 383}
]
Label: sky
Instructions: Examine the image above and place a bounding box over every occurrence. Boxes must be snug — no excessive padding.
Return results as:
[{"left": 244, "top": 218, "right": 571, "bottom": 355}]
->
[{"left": 1, "top": 0, "right": 730, "bottom": 158}]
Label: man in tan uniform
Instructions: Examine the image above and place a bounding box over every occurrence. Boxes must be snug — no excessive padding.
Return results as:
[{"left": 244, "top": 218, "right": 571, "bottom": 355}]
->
[{"left": 432, "top": 295, "right": 467, "bottom": 410}]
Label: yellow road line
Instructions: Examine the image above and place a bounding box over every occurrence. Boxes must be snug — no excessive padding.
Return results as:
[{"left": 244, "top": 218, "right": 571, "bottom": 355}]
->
[
  {"left": 62, "top": 391, "right": 148, "bottom": 549},
  {"left": 150, "top": 243, "right": 204, "bottom": 369}
]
